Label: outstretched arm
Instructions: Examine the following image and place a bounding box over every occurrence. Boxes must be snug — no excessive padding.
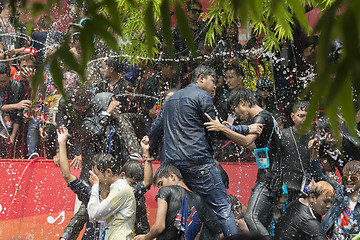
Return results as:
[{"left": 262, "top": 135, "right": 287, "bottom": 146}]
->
[
  {"left": 204, "top": 113, "right": 261, "bottom": 147},
  {"left": 134, "top": 198, "right": 167, "bottom": 240},
  {"left": 57, "top": 127, "right": 76, "bottom": 183},
  {"left": 141, "top": 136, "right": 153, "bottom": 188}
]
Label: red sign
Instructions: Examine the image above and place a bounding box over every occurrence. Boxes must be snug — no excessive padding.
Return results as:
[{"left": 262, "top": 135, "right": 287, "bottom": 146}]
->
[{"left": 0, "top": 159, "right": 257, "bottom": 239}]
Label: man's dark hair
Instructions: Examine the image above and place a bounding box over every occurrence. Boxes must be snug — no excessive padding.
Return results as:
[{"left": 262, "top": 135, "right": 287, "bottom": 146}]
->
[
  {"left": 92, "top": 153, "right": 122, "bottom": 175},
  {"left": 225, "top": 64, "right": 244, "bottom": 78},
  {"left": 73, "top": 87, "right": 93, "bottom": 106},
  {"left": 121, "top": 160, "right": 144, "bottom": 182},
  {"left": 153, "top": 163, "right": 183, "bottom": 184},
  {"left": 106, "top": 56, "right": 125, "bottom": 74},
  {"left": 317, "top": 116, "right": 331, "bottom": 132},
  {"left": 228, "top": 88, "right": 258, "bottom": 108},
  {"left": 0, "top": 0, "right": 9, "bottom": 12},
  {"left": 186, "top": 0, "right": 202, "bottom": 11},
  {"left": 37, "top": 15, "right": 51, "bottom": 30},
  {"left": 292, "top": 101, "right": 309, "bottom": 113},
  {"left": 228, "top": 194, "right": 243, "bottom": 212},
  {"left": 0, "top": 62, "right": 11, "bottom": 76},
  {"left": 192, "top": 65, "right": 216, "bottom": 83}
]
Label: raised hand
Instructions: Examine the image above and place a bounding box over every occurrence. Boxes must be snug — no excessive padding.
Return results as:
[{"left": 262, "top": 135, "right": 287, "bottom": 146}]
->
[
  {"left": 203, "top": 113, "right": 225, "bottom": 132},
  {"left": 57, "top": 126, "right": 69, "bottom": 145}
]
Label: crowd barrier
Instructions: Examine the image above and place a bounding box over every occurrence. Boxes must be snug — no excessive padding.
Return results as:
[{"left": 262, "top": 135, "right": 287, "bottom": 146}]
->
[{"left": 0, "top": 158, "right": 258, "bottom": 240}]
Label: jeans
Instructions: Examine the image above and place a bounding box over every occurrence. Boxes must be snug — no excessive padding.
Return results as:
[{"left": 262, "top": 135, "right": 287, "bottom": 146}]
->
[
  {"left": 244, "top": 182, "right": 275, "bottom": 240},
  {"left": 176, "top": 162, "right": 238, "bottom": 237},
  {"left": 27, "top": 118, "right": 40, "bottom": 155}
]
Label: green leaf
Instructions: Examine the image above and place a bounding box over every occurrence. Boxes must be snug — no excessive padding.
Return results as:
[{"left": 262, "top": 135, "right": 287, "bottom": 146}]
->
[
  {"left": 144, "top": 1, "right": 156, "bottom": 58},
  {"left": 174, "top": 2, "right": 198, "bottom": 59},
  {"left": 160, "top": 0, "right": 175, "bottom": 58}
]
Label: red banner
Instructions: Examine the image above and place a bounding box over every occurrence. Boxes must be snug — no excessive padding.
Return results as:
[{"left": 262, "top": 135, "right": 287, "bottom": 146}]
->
[{"left": 0, "top": 159, "right": 257, "bottom": 239}]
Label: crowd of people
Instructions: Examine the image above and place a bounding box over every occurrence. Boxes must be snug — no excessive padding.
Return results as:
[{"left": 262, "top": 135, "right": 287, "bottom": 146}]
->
[{"left": 1, "top": 0, "right": 360, "bottom": 239}]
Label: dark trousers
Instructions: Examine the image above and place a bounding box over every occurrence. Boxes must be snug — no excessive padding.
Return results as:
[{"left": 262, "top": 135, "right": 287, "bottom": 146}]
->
[{"left": 245, "top": 182, "right": 275, "bottom": 240}]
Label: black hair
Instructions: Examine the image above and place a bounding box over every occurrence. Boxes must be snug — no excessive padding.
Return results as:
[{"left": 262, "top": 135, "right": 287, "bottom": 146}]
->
[
  {"left": 73, "top": 87, "right": 93, "bottom": 106},
  {"left": 292, "top": 101, "right": 309, "bottom": 113},
  {"left": 186, "top": 0, "right": 202, "bottom": 11},
  {"left": 228, "top": 88, "right": 258, "bottom": 108},
  {"left": 153, "top": 163, "right": 183, "bottom": 184},
  {"left": 0, "top": 61, "right": 11, "bottom": 76},
  {"left": 37, "top": 15, "right": 51, "bottom": 30},
  {"left": 121, "top": 160, "right": 144, "bottom": 182},
  {"left": 106, "top": 56, "right": 126, "bottom": 74},
  {"left": 225, "top": 64, "right": 244, "bottom": 78},
  {"left": 0, "top": 0, "right": 9, "bottom": 12},
  {"left": 256, "top": 77, "right": 273, "bottom": 91},
  {"left": 192, "top": 65, "right": 216, "bottom": 83},
  {"left": 92, "top": 153, "right": 122, "bottom": 175},
  {"left": 317, "top": 116, "right": 331, "bottom": 132},
  {"left": 304, "top": 35, "right": 319, "bottom": 51}
]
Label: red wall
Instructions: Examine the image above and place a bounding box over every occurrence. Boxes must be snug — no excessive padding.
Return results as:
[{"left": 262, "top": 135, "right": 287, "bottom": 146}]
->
[{"left": 0, "top": 159, "right": 257, "bottom": 239}]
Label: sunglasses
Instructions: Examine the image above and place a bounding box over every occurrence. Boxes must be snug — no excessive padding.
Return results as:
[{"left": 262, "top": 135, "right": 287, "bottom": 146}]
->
[{"left": 342, "top": 175, "right": 359, "bottom": 184}]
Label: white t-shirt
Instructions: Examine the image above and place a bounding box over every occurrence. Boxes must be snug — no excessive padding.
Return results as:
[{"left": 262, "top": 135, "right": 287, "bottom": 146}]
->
[
  {"left": 88, "top": 179, "right": 136, "bottom": 240},
  {"left": 332, "top": 200, "right": 358, "bottom": 240}
]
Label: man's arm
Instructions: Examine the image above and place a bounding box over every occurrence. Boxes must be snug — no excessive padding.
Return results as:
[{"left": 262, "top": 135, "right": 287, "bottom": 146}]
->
[
  {"left": 133, "top": 198, "right": 167, "bottom": 240},
  {"left": 9, "top": 123, "right": 20, "bottom": 144},
  {"left": 0, "top": 100, "right": 31, "bottom": 112},
  {"left": 309, "top": 136, "right": 339, "bottom": 190},
  {"left": 141, "top": 136, "right": 153, "bottom": 188},
  {"left": 204, "top": 113, "right": 261, "bottom": 147},
  {"left": 57, "top": 127, "right": 77, "bottom": 183}
]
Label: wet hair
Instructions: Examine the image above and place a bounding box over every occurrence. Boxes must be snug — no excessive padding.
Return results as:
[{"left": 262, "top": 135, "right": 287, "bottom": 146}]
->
[
  {"left": 228, "top": 88, "right": 258, "bottom": 108},
  {"left": 256, "top": 77, "right": 273, "bottom": 91},
  {"left": 106, "top": 56, "right": 125, "bottom": 74},
  {"left": 343, "top": 160, "right": 360, "bottom": 175},
  {"left": 192, "top": 65, "right": 216, "bottom": 83},
  {"left": 73, "top": 87, "right": 93, "bottom": 106},
  {"left": 316, "top": 116, "right": 331, "bottom": 132},
  {"left": 153, "top": 163, "right": 183, "bottom": 184},
  {"left": 303, "top": 35, "right": 319, "bottom": 51},
  {"left": 228, "top": 194, "right": 243, "bottom": 212},
  {"left": 121, "top": 160, "right": 144, "bottom": 182},
  {"left": 292, "top": 101, "right": 309, "bottom": 113},
  {"left": 0, "top": 62, "right": 10, "bottom": 76},
  {"left": 308, "top": 181, "right": 334, "bottom": 198},
  {"left": 225, "top": 64, "right": 244, "bottom": 78},
  {"left": 18, "top": 54, "right": 36, "bottom": 64},
  {"left": 186, "top": 0, "right": 202, "bottom": 11},
  {"left": 92, "top": 153, "right": 122, "bottom": 175},
  {"left": 0, "top": 0, "right": 9, "bottom": 12},
  {"left": 37, "top": 15, "right": 51, "bottom": 30}
]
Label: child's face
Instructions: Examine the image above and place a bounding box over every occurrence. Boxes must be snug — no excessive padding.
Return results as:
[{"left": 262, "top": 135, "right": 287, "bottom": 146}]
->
[
  {"left": 291, "top": 109, "right": 307, "bottom": 129},
  {"left": 155, "top": 177, "right": 173, "bottom": 189}
]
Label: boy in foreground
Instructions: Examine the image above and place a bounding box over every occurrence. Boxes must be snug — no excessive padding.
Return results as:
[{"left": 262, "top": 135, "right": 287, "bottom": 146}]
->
[
  {"left": 134, "top": 164, "right": 221, "bottom": 240},
  {"left": 57, "top": 127, "right": 153, "bottom": 239}
]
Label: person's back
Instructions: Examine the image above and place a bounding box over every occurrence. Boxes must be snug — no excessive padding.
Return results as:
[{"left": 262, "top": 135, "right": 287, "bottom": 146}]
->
[
  {"left": 273, "top": 200, "right": 326, "bottom": 240},
  {"left": 160, "top": 83, "right": 214, "bottom": 164},
  {"left": 97, "top": 179, "right": 135, "bottom": 240}
]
